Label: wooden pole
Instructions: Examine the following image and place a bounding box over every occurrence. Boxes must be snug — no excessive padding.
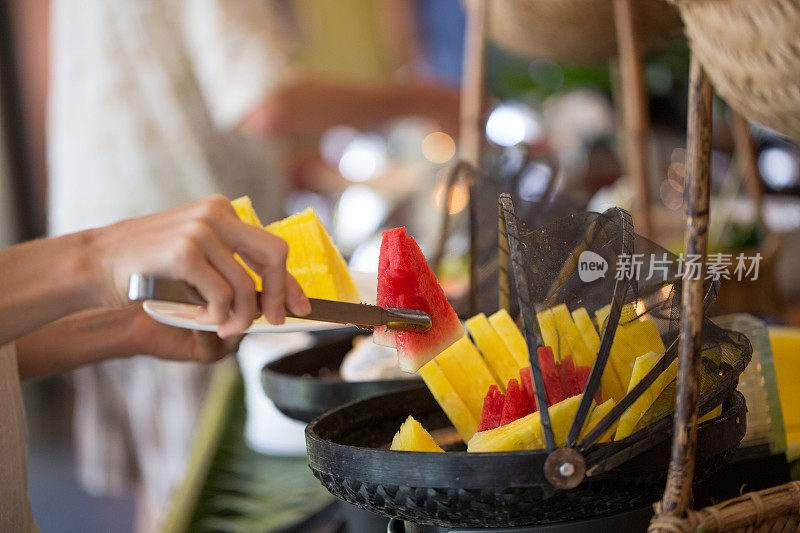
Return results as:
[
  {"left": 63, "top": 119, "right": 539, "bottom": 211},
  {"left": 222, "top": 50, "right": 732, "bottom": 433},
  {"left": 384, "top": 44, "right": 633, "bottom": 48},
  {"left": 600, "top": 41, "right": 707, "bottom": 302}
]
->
[
  {"left": 731, "top": 111, "right": 763, "bottom": 221},
  {"left": 459, "top": 0, "right": 488, "bottom": 167},
  {"left": 613, "top": 0, "right": 654, "bottom": 238},
  {"left": 498, "top": 199, "right": 510, "bottom": 311},
  {"left": 649, "top": 55, "right": 713, "bottom": 531},
  {"left": 458, "top": 0, "right": 487, "bottom": 315}
]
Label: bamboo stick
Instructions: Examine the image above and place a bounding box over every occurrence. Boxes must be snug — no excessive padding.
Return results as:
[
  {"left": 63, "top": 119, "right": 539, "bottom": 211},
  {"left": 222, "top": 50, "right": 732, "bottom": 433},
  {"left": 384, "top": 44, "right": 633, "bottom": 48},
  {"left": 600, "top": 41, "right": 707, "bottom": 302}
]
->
[
  {"left": 459, "top": 0, "right": 488, "bottom": 167},
  {"left": 498, "top": 198, "right": 510, "bottom": 311},
  {"left": 731, "top": 110, "right": 763, "bottom": 222},
  {"left": 649, "top": 55, "right": 713, "bottom": 530},
  {"left": 613, "top": 0, "right": 654, "bottom": 238}
]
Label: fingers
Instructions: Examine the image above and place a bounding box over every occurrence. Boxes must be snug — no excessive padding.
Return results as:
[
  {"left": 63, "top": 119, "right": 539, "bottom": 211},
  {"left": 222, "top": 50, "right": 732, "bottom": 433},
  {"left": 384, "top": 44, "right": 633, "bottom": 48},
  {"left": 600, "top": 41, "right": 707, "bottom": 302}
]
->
[
  {"left": 188, "top": 221, "right": 259, "bottom": 338},
  {"left": 257, "top": 236, "right": 289, "bottom": 325},
  {"left": 213, "top": 222, "right": 294, "bottom": 326},
  {"left": 173, "top": 240, "right": 233, "bottom": 326},
  {"left": 174, "top": 196, "right": 291, "bottom": 330},
  {"left": 192, "top": 330, "right": 242, "bottom": 362},
  {"left": 284, "top": 272, "right": 311, "bottom": 317}
]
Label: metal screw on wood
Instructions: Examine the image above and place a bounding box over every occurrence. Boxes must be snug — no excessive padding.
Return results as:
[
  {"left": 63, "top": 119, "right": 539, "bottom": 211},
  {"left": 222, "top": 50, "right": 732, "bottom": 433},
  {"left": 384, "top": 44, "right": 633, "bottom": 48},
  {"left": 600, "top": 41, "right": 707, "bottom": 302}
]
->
[{"left": 559, "top": 462, "right": 576, "bottom": 477}]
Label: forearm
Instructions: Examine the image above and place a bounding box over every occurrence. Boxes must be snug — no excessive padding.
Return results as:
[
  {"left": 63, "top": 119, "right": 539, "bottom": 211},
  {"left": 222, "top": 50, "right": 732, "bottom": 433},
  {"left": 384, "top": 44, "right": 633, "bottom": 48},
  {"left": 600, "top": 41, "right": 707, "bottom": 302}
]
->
[
  {"left": 16, "top": 306, "right": 141, "bottom": 380},
  {"left": 308, "top": 81, "right": 460, "bottom": 135},
  {"left": 241, "top": 78, "right": 460, "bottom": 138},
  {"left": 0, "top": 231, "right": 103, "bottom": 346}
]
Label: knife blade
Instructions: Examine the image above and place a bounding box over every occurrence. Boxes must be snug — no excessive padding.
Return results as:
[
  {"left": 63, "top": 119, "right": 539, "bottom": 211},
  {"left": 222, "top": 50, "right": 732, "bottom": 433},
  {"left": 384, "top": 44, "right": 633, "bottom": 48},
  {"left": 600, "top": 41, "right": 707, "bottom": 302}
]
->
[{"left": 128, "top": 274, "right": 431, "bottom": 332}]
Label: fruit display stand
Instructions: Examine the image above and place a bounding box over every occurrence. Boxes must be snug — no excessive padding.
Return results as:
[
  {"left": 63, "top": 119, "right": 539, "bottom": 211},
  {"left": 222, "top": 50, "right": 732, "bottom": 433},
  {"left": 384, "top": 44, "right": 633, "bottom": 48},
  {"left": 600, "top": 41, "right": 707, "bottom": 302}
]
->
[{"left": 304, "top": 183, "right": 753, "bottom": 529}]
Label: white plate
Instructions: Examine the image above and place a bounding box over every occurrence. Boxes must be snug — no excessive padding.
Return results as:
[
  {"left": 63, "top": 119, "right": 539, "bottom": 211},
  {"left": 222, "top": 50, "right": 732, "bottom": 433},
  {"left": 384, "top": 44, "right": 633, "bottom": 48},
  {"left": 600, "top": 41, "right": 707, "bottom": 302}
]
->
[{"left": 142, "top": 271, "right": 378, "bottom": 333}]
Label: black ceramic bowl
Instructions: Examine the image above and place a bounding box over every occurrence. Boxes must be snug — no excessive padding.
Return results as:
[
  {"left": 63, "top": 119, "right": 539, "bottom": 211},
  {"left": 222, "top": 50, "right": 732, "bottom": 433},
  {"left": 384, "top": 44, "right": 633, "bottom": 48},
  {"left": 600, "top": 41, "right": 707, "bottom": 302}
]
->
[
  {"left": 261, "top": 332, "right": 421, "bottom": 423},
  {"left": 306, "top": 385, "right": 746, "bottom": 528}
]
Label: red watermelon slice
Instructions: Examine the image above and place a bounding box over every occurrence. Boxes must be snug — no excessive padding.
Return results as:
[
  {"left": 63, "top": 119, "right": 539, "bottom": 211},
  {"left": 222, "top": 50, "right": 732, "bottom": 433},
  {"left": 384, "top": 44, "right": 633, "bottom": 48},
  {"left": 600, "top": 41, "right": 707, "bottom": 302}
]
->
[
  {"left": 478, "top": 385, "right": 505, "bottom": 431},
  {"left": 373, "top": 227, "right": 464, "bottom": 372},
  {"left": 538, "top": 346, "right": 567, "bottom": 405},
  {"left": 558, "top": 355, "right": 582, "bottom": 398},
  {"left": 500, "top": 378, "right": 534, "bottom": 426},
  {"left": 519, "top": 367, "right": 537, "bottom": 411}
]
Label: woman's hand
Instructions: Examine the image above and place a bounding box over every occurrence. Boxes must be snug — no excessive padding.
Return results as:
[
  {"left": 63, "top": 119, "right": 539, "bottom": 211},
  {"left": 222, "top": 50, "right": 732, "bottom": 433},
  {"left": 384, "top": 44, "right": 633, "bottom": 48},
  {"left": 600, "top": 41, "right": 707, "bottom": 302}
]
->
[
  {"left": 0, "top": 195, "right": 307, "bottom": 346},
  {"left": 88, "top": 195, "right": 310, "bottom": 337}
]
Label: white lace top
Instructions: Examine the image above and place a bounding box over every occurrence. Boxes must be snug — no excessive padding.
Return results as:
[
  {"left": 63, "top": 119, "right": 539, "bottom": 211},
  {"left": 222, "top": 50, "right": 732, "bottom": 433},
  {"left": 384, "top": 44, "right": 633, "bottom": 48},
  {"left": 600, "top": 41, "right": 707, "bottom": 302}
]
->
[{"left": 47, "top": 0, "right": 297, "bottom": 235}]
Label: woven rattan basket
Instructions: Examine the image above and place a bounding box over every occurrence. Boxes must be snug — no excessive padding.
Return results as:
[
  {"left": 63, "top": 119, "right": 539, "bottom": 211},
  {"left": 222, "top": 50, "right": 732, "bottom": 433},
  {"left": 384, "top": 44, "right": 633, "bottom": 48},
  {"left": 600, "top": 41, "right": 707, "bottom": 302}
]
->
[
  {"left": 672, "top": 0, "right": 800, "bottom": 143},
  {"left": 652, "top": 481, "right": 800, "bottom": 532},
  {"left": 488, "top": 0, "right": 682, "bottom": 63}
]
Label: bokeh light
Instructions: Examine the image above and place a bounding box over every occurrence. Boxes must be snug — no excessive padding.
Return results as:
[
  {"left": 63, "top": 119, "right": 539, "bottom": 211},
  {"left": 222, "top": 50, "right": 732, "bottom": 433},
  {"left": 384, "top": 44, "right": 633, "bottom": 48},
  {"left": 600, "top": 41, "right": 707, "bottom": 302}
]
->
[
  {"left": 348, "top": 236, "right": 382, "bottom": 274},
  {"left": 334, "top": 186, "right": 388, "bottom": 249},
  {"left": 517, "top": 161, "right": 552, "bottom": 201},
  {"left": 338, "top": 134, "right": 387, "bottom": 182},
  {"left": 433, "top": 181, "right": 469, "bottom": 214},
  {"left": 758, "top": 146, "right": 799, "bottom": 190},
  {"left": 421, "top": 132, "right": 456, "bottom": 164},
  {"left": 485, "top": 103, "right": 542, "bottom": 147},
  {"left": 320, "top": 126, "right": 358, "bottom": 167}
]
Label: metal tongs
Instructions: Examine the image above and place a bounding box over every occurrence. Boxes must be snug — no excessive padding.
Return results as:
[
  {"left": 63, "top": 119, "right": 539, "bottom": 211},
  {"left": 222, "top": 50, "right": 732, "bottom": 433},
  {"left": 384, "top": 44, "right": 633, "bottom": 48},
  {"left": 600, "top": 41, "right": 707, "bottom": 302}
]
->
[{"left": 128, "top": 274, "right": 432, "bottom": 332}]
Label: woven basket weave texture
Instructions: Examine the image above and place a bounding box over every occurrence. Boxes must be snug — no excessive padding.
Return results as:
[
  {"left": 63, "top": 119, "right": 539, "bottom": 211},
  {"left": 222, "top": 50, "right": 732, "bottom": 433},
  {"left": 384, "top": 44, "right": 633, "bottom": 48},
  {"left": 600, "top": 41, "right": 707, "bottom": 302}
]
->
[
  {"left": 489, "top": 0, "right": 682, "bottom": 63},
  {"left": 674, "top": 0, "right": 800, "bottom": 142}
]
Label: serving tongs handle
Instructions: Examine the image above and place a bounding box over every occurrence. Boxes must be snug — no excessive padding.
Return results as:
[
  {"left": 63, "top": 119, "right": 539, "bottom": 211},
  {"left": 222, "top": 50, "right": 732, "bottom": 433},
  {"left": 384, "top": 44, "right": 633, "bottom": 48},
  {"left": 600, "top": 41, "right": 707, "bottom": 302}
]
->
[{"left": 128, "top": 274, "right": 432, "bottom": 332}]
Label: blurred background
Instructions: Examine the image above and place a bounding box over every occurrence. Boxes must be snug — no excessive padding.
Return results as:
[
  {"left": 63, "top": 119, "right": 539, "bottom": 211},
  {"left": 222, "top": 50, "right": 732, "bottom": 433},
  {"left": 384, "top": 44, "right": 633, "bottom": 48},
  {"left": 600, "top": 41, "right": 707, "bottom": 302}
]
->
[{"left": 2, "top": 0, "right": 800, "bottom": 532}]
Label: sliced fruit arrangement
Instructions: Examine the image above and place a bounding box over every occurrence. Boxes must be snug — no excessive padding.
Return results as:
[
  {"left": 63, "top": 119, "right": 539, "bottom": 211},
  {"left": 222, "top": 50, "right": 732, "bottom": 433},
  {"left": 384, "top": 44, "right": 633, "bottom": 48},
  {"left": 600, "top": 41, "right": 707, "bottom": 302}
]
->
[
  {"left": 390, "top": 416, "right": 444, "bottom": 452},
  {"left": 369, "top": 225, "right": 675, "bottom": 451},
  {"left": 231, "top": 196, "right": 360, "bottom": 302},
  {"left": 499, "top": 379, "right": 535, "bottom": 428},
  {"left": 396, "top": 300, "right": 676, "bottom": 451},
  {"left": 373, "top": 227, "right": 465, "bottom": 372},
  {"left": 434, "top": 337, "right": 498, "bottom": 420},
  {"left": 478, "top": 385, "right": 506, "bottom": 432}
]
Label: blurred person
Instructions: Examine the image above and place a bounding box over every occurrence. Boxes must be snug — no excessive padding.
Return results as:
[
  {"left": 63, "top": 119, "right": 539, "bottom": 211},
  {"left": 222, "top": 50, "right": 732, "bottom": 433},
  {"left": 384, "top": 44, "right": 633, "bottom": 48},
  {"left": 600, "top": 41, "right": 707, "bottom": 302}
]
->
[
  {"left": 1, "top": 195, "right": 310, "bottom": 532},
  {"left": 46, "top": 2, "right": 297, "bottom": 530}
]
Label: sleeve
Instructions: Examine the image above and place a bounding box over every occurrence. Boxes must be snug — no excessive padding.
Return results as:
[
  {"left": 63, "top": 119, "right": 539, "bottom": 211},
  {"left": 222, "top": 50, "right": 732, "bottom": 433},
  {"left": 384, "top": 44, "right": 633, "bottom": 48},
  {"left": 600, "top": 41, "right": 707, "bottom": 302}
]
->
[{"left": 181, "top": 0, "right": 299, "bottom": 130}]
